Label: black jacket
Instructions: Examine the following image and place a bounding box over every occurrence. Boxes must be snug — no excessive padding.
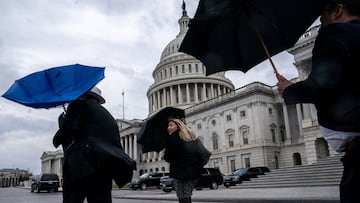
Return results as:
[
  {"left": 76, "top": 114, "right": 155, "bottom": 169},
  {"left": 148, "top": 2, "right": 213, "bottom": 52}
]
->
[
  {"left": 164, "top": 131, "right": 204, "bottom": 180},
  {"left": 53, "top": 99, "right": 136, "bottom": 186},
  {"left": 283, "top": 21, "right": 360, "bottom": 132}
]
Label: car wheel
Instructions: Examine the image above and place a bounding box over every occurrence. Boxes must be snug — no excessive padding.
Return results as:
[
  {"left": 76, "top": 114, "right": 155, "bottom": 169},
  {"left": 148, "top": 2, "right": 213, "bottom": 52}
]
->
[
  {"left": 54, "top": 188, "right": 58, "bottom": 192},
  {"left": 210, "top": 181, "right": 218, "bottom": 189},
  {"left": 36, "top": 185, "right": 41, "bottom": 193},
  {"left": 163, "top": 189, "right": 172, "bottom": 193},
  {"left": 140, "top": 183, "right": 147, "bottom": 190}
]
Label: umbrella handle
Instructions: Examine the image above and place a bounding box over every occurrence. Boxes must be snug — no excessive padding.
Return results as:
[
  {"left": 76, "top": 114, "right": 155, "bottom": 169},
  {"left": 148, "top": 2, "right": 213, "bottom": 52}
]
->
[{"left": 254, "top": 27, "right": 282, "bottom": 82}]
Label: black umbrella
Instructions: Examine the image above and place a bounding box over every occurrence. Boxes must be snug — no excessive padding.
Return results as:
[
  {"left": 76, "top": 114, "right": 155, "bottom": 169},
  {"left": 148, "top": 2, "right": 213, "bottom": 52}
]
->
[
  {"left": 138, "top": 107, "right": 185, "bottom": 153},
  {"left": 179, "top": 0, "right": 326, "bottom": 78}
]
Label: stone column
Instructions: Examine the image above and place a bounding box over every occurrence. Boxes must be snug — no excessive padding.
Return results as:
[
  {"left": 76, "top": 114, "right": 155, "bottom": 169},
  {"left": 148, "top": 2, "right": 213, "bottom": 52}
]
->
[
  {"left": 296, "top": 104, "right": 304, "bottom": 136},
  {"left": 202, "top": 83, "right": 206, "bottom": 100},
  {"left": 162, "top": 88, "right": 166, "bottom": 107},
  {"left": 125, "top": 135, "right": 129, "bottom": 155},
  {"left": 178, "top": 84, "right": 183, "bottom": 104},
  {"left": 157, "top": 91, "right": 161, "bottom": 109},
  {"left": 210, "top": 84, "right": 214, "bottom": 98},
  {"left": 129, "top": 134, "right": 133, "bottom": 158},
  {"left": 282, "top": 103, "right": 291, "bottom": 142},
  {"left": 194, "top": 83, "right": 199, "bottom": 103},
  {"left": 133, "top": 134, "right": 138, "bottom": 160},
  {"left": 186, "top": 84, "right": 190, "bottom": 103},
  {"left": 170, "top": 86, "right": 174, "bottom": 105}
]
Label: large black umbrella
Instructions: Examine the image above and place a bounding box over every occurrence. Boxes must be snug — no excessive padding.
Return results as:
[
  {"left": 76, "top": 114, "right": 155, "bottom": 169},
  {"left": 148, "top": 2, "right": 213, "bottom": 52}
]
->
[
  {"left": 179, "top": 0, "right": 326, "bottom": 77},
  {"left": 138, "top": 107, "right": 185, "bottom": 153}
]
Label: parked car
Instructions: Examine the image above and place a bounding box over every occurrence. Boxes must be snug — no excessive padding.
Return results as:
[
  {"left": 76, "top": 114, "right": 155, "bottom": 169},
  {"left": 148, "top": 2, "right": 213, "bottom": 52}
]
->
[
  {"left": 223, "top": 167, "right": 270, "bottom": 188},
  {"left": 129, "top": 172, "right": 169, "bottom": 190},
  {"left": 30, "top": 173, "right": 60, "bottom": 193},
  {"left": 160, "top": 168, "right": 223, "bottom": 192}
]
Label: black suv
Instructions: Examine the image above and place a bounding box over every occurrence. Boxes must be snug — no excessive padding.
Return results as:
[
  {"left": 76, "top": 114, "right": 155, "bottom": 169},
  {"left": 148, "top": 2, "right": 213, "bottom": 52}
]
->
[
  {"left": 223, "top": 167, "right": 270, "bottom": 187},
  {"left": 160, "top": 168, "right": 223, "bottom": 192},
  {"left": 30, "top": 173, "right": 60, "bottom": 193},
  {"left": 129, "top": 172, "right": 169, "bottom": 190}
]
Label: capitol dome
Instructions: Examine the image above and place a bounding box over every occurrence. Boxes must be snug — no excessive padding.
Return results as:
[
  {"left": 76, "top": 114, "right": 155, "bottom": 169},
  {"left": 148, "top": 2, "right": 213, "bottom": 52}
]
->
[{"left": 147, "top": 1, "right": 235, "bottom": 114}]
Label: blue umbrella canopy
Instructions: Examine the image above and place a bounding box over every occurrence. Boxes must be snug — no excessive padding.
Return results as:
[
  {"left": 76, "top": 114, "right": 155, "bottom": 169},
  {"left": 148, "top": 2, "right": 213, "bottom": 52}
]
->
[{"left": 2, "top": 64, "right": 105, "bottom": 108}]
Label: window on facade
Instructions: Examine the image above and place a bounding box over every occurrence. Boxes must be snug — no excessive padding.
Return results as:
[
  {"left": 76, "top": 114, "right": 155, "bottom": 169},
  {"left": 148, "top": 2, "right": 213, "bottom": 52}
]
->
[
  {"left": 241, "top": 153, "right": 251, "bottom": 168},
  {"left": 169, "top": 68, "right": 172, "bottom": 77},
  {"left": 213, "top": 159, "right": 220, "bottom": 169},
  {"left": 244, "top": 157, "right": 250, "bottom": 168},
  {"left": 240, "top": 110, "right": 246, "bottom": 118},
  {"left": 226, "top": 114, "right": 232, "bottom": 121},
  {"left": 228, "top": 156, "right": 236, "bottom": 172},
  {"left": 268, "top": 108, "right": 273, "bottom": 115},
  {"left": 182, "top": 65, "right": 185, "bottom": 73},
  {"left": 188, "top": 64, "right": 192, "bottom": 73},
  {"left": 212, "top": 133, "right": 218, "bottom": 150},
  {"left": 228, "top": 133, "right": 234, "bottom": 147},
  {"left": 175, "top": 66, "right": 178, "bottom": 74},
  {"left": 242, "top": 130, "right": 249, "bottom": 144},
  {"left": 197, "top": 123, "right": 201, "bottom": 129},
  {"left": 165, "top": 69, "right": 167, "bottom": 78},
  {"left": 195, "top": 64, "right": 199, "bottom": 72}
]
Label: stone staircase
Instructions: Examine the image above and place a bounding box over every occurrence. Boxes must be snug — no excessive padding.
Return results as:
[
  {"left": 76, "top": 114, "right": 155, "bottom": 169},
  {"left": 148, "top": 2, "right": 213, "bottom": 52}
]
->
[{"left": 233, "top": 155, "right": 343, "bottom": 188}]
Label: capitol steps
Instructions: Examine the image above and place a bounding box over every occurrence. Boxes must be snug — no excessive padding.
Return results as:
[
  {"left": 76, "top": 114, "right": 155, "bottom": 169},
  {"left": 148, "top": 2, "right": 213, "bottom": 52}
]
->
[{"left": 232, "top": 155, "right": 343, "bottom": 188}]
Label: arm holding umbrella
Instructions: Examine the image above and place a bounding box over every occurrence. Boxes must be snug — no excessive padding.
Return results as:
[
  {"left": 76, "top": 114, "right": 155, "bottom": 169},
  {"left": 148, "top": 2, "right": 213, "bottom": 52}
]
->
[
  {"left": 276, "top": 75, "right": 292, "bottom": 97},
  {"left": 53, "top": 101, "right": 81, "bottom": 149}
]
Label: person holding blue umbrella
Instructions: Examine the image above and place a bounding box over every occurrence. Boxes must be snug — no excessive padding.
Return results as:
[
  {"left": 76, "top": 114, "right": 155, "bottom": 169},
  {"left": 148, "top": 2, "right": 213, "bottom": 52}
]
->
[{"left": 53, "top": 86, "right": 136, "bottom": 203}]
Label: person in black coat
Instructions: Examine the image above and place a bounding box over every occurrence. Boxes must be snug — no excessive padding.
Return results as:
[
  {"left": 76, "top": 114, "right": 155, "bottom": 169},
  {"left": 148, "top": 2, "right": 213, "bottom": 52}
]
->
[
  {"left": 53, "top": 86, "right": 136, "bottom": 203},
  {"left": 164, "top": 118, "right": 210, "bottom": 203},
  {"left": 277, "top": 1, "right": 360, "bottom": 202}
]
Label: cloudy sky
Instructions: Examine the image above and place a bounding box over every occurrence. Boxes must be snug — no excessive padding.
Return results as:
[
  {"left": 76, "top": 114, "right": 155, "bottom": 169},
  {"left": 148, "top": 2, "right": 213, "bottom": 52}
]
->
[{"left": 0, "top": 0, "right": 308, "bottom": 174}]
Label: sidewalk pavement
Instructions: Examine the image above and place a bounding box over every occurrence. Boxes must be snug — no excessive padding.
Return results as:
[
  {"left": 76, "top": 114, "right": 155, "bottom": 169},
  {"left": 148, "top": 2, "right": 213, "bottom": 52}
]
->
[{"left": 113, "top": 186, "right": 340, "bottom": 203}]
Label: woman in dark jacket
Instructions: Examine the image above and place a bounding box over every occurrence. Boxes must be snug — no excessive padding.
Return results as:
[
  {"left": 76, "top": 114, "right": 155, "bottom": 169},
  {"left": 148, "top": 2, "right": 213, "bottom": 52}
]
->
[{"left": 164, "top": 118, "right": 210, "bottom": 203}]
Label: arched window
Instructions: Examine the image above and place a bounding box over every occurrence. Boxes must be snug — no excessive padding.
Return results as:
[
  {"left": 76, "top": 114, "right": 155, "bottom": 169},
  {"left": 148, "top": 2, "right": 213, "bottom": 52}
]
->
[{"left": 226, "top": 129, "right": 235, "bottom": 147}]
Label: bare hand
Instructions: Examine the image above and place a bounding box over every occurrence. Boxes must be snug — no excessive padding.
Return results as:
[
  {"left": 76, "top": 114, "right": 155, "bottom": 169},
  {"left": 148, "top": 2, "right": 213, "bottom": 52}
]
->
[{"left": 277, "top": 75, "right": 292, "bottom": 97}]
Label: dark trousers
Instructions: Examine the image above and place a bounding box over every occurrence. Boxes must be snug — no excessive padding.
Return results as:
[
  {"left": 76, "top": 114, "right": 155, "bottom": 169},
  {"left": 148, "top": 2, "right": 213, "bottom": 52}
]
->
[
  {"left": 340, "top": 138, "right": 360, "bottom": 203},
  {"left": 63, "top": 172, "right": 112, "bottom": 203}
]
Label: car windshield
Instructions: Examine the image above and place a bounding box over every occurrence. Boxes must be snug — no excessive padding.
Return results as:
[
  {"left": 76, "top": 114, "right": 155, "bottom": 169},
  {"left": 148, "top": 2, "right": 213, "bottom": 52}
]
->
[
  {"left": 139, "top": 173, "right": 150, "bottom": 178},
  {"left": 232, "top": 168, "right": 247, "bottom": 175}
]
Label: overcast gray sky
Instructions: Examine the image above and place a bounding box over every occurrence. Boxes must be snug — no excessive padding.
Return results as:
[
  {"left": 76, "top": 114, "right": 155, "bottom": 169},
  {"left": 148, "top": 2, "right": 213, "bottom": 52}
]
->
[{"left": 0, "top": 0, "right": 303, "bottom": 174}]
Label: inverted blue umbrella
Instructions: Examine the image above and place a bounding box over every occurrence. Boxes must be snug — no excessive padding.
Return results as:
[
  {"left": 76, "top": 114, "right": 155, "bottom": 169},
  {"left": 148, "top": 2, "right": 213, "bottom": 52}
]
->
[{"left": 2, "top": 64, "right": 105, "bottom": 108}]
